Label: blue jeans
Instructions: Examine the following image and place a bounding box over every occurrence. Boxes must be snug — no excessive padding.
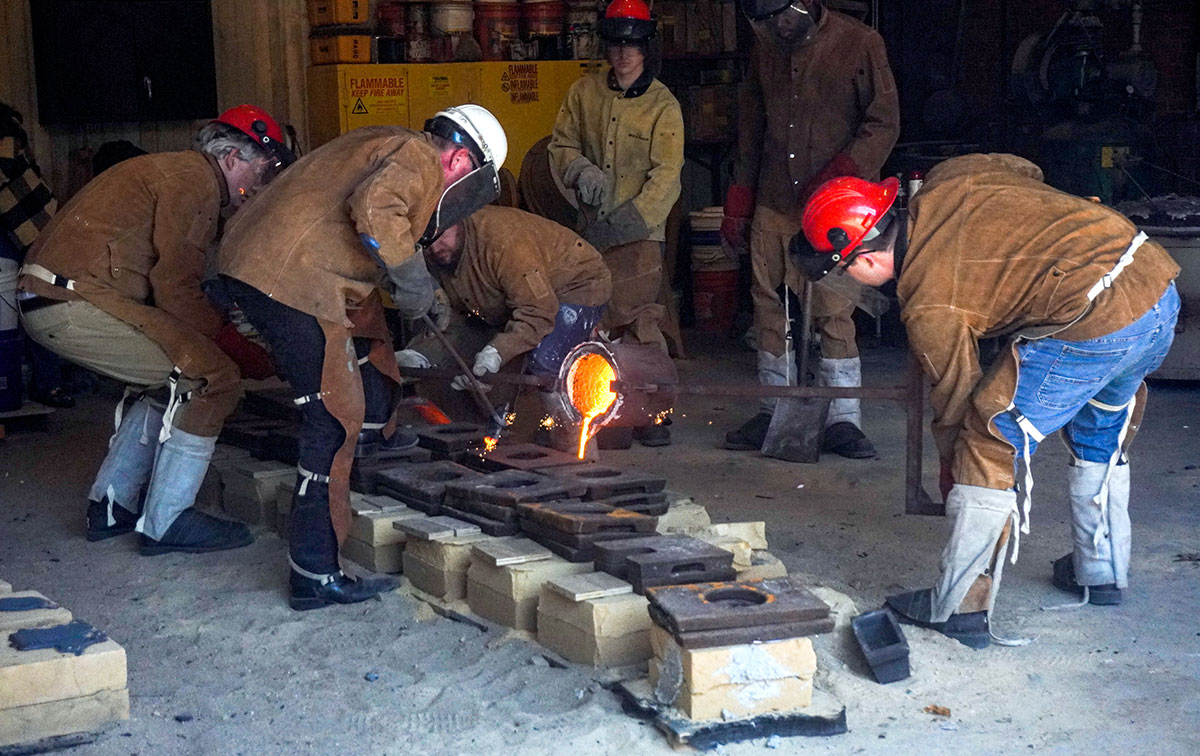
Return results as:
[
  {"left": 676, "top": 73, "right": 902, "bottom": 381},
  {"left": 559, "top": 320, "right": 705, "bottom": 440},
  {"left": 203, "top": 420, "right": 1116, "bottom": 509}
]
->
[{"left": 994, "top": 282, "right": 1180, "bottom": 465}]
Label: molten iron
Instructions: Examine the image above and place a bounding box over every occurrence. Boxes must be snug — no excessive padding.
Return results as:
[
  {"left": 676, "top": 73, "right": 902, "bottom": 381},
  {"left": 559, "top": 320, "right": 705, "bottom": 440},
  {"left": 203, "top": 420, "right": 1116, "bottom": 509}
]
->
[
  {"left": 568, "top": 353, "right": 617, "bottom": 458},
  {"left": 483, "top": 436, "right": 499, "bottom": 454}
]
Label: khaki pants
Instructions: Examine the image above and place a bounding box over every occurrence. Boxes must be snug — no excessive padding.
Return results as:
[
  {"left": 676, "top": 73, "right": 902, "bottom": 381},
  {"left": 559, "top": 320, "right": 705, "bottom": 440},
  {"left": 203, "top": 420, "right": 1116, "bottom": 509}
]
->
[
  {"left": 601, "top": 239, "right": 667, "bottom": 354},
  {"left": 20, "top": 299, "right": 240, "bottom": 436},
  {"left": 750, "top": 206, "right": 859, "bottom": 359}
]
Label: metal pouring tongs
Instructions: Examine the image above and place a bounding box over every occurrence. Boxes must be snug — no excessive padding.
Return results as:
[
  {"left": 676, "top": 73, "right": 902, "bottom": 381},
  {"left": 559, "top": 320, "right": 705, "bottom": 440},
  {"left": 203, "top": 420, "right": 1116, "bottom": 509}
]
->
[{"left": 420, "top": 313, "right": 509, "bottom": 439}]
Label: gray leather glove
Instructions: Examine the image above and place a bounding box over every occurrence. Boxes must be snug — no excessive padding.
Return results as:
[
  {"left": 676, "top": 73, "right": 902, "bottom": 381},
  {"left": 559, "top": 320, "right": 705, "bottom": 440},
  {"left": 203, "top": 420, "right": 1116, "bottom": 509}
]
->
[
  {"left": 583, "top": 202, "right": 651, "bottom": 252},
  {"left": 564, "top": 157, "right": 610, "bottom": 207},
  {"left": 385, "top": 253, "right": 436, "bottom": 319}
]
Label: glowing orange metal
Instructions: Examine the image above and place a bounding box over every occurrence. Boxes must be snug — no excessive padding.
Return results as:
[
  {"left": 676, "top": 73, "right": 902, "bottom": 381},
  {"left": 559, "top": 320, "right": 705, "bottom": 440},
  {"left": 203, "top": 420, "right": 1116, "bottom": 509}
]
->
[
  {"left": 569, "top": 353, "right": 617, "bottom": 459},
  {"left": 483, "top": 436, "right": 499, "bottom": 453}
]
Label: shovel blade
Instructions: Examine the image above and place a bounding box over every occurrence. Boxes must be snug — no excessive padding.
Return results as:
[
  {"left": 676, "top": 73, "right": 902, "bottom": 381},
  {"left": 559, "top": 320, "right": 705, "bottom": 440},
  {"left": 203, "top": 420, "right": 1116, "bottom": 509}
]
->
[{"left": 761, "top": 397, "right": 830, "bottom": 463}]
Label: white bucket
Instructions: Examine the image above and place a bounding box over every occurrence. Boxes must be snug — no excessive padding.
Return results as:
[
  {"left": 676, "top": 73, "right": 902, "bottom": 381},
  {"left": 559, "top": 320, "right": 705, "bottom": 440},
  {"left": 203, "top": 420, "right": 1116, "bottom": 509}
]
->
[
  {"left": 0, "top": 258, "right": 19, "bottom": 332},
  {"left": 431, "top": 1, "right": 474, "bottom": 34}
]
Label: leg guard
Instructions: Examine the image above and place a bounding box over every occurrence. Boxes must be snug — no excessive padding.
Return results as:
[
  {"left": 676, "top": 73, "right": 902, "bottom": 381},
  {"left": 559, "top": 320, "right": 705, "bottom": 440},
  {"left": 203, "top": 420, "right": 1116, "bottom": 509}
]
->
[
  {"left": 819, "top": 357, "right": 862, "bottom": 428},
  {"left": 136, "top": 428, "right": 217, "bottom": 540},
  {"left": 1069, "top": 459, "right": 1131, "bottom": 588},
  {"left": 756, "top": 349, "right": 795, "bottom": 415},
  {"left": 89, "top": 397, "right": 163, "bottom": 516},
  {"left": 289, "top": 479, "right": 340, "bottom": 575},
  {"left": 930, "top": 485, "right": 1017, "bottom": 623}
]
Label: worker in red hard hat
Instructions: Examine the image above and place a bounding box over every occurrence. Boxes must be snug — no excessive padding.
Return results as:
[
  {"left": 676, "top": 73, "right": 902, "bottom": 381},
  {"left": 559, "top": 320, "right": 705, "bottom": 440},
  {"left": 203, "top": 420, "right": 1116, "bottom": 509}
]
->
[
  {"left": 218, "top": 106, "right": 509, "bottom": 610},
  {"left": 722, "top": 0, "right": 900, "bottom": 460},
  {"left": 548, "top": 0, "right": 684, "bottom": 447},
  {"left": 18, "top": 104, "right": 294, "bottom": 556},
  {"left": 792, "top": 154, "right": 1181, "bottom": 647}
]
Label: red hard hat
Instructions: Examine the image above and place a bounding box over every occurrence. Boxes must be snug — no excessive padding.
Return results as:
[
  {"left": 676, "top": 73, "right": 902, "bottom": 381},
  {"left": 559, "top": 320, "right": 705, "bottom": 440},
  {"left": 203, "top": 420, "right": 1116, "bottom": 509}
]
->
[
  {"left": 600, "top": 0, "right": 656, "bottom": 42},
  {"left": 791, "top": 176, "right": 900, "bottom": 280},
  {"left": 213, "top": 104, "right": 295, "bottom": 168}
]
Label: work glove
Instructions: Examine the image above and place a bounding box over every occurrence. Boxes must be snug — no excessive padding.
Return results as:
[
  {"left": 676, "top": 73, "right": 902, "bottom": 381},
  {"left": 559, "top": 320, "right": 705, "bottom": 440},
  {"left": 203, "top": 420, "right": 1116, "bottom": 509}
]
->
[
  {"left": 394, "top": 349, "right": 432, "bottom": 369},
  {"left": 361, "top": 232, "right": 435, "bottom": 319},
  {"left": 429, "top": 288, "right": 451, "bottom": 332},
  {"left": 583, "top": 202, "right": 650, "bottom": 252},
  {"left": 213, "top": 323, "right": 275, "bottom": 380},
  {"left": 451, "top": 344, "right": 501, "bottom": 391},
  {"left": 939, "top": 461, "right": 955, "bottom": 502},
  {"left": 564, "top": 157, "right": 610, "bottom": 208},
  {"left": 799, "top": 152, "right": 859, "bottom": 204},
  {"left": 720, "top": 184, "right": 754, "bottom": 253}
]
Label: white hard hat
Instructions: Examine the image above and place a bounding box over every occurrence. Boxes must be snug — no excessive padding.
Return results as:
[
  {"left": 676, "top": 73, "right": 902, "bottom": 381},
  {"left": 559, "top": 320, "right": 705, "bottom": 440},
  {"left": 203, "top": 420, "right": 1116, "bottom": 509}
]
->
[{"left": 426, "top": 104, "right": 508, "bottom": 171}]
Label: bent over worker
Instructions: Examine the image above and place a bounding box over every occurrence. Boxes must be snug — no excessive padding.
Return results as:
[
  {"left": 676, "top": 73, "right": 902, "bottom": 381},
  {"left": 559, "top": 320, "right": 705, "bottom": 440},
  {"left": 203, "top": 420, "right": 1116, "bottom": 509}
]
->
[
  {"left": 548, "top": 0, "right": 684, "bottom": 447},
  {"left": 792, "top": 154, "right": 1180, "bottom": 647},
  {"left": 722, "top": 0, "right": 899, "bottom": 459},
  {"left": 397, "top": 205, "right": 612, "bottom": 432},
  {"left": 219, "top": 107, "right": 508, "bottom": 611},
  {"left": 19, "top": 105, "right": 292, "bottom": 555}
]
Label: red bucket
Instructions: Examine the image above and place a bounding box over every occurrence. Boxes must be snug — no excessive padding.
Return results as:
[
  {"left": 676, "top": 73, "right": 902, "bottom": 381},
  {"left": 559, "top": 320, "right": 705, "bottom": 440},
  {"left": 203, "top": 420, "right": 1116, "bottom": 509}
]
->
[
  {"left": 475, "top": 1, "right": 521, "bottom": 60},
  {"left": 692, "top": 270, "right": 737, "bottom": 332},
  {"left": 523, "top": 1, "right": 565, "bottom": 36}
]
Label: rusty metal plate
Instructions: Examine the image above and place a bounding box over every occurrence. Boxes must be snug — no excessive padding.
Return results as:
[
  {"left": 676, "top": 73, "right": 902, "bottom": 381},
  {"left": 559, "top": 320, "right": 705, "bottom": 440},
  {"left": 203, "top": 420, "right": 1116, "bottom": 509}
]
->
[
  {"left": 412, "top": 422, "right": 488, "bottom": 453},
  {"left": 443, "top": 469, "right": 587, "bottom": 506},
  {"left": 519, "top": 515, "right": 658, "bottom": 549},
  {"left": 443, "top": 494, "right": 520, "bottom": 525},
  {"left": 648, "top": 605, "right": 835, "bottom": 648},
  {"left": 645, "top": 577, "right": 831, "bottom": 634},
  {"left": 516, "top": 499, "right": 658, "bottom": 535},
  {"left": 476, "top": 443, "right": 589, "bottom": 472},
  {"left": 441, "top": 505, "right": 521, "bottom": 537},
  {"left": 373, "top": 461, "right": 484, "bottom": 505},
  {"left": 594, "top": 491, "right": 669, "bottom": 516},
  {"left": 591, "top": 536, "right": 734, "bottom": 592},
  {"left": 541, "top": 465, "right": 667, "bottom": 500}
]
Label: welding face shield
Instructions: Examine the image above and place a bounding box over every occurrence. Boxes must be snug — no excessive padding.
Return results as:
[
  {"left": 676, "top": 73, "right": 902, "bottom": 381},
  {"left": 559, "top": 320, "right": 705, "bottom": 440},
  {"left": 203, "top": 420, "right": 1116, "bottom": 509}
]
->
[
  {"left": 741, "top": 0, "right": 819, "bottom": 53},
  {"left": 417, "top": 163, "right": 500, "bottom": 247}
]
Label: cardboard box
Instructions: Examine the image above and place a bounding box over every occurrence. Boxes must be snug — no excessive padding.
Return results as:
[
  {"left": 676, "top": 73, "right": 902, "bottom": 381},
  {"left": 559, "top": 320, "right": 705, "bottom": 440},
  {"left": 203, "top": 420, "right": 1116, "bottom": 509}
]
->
[
  {"left": 308, "top": 0, "right": 368, "bottom": 27},
  {"left": 537, "top": 588, "right": 651, "bottom": 667},
  {"left": 649, "top": 626, "right": 816, "bottom": 721},
  {"left": 310, "top": 35, "right": 372, "bottom": 65},
  {"left": 0, "top": 689, "right": 129, "bottom": 748},
  {"left": 0, "top": 592, "right": 72, "bottom": 633}
]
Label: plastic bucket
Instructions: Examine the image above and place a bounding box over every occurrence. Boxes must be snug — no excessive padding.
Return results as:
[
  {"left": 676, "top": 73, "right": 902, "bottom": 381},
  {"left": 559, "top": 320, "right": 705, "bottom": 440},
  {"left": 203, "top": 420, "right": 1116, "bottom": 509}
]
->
[
  {"left": 475, "top": 0, "right": 520, "bottom": 60},
  {"left": 523, "top": 0, "right": 565, "bottom": 36},
  {"left": 0, "top": 328, "right": 22, "bottom": 411},
  {"left": 692, "top": 270, "right": 737, "bottom": 333},
  {"left": 0, "top": 257, "right": 18, "bottom": 332},
  {"left": 431, "top": 1, "right": 474, "bottom": 34}
]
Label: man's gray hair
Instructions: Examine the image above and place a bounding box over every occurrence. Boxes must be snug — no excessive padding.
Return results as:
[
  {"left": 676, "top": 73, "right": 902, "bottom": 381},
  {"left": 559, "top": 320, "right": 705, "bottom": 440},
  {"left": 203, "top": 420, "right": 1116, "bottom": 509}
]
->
[{"left": 194, "top": 122, "right": 268, "bottom": 162}]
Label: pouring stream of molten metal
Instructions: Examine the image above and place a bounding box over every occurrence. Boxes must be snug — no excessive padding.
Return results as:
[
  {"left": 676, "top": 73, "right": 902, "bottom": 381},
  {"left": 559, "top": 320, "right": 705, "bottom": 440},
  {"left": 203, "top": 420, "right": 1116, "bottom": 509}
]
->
[{"left": 570, "top": 353, "right": 617, "bottom": 459}]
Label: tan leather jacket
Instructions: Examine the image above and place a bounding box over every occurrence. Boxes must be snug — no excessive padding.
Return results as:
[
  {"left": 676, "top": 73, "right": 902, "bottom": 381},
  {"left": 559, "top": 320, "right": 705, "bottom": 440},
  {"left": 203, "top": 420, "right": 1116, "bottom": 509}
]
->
[
  {"left": 736, "top": 9, "right": 900, "bottom": 219},
  {"left": 220, "top": 127, "right": 443, "bottom": 326},
  {"left": 901, "top": 154, "right": 1180, "bottom": 489},
  {"left": 21, "top": 150, "right": 226, "bottom": 343},
  {"left": 548, "top": 71, "right": 684, "bottom": 243},
  {"left": 430, "top": 206, "right": 611, "bottom": 365}
]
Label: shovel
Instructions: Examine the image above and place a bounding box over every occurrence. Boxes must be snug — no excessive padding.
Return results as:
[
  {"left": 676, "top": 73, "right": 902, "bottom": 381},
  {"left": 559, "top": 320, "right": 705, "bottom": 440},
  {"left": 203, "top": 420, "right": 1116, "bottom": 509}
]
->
[{"left": 761, "top": 280, "right": 830, "bottom": 463}]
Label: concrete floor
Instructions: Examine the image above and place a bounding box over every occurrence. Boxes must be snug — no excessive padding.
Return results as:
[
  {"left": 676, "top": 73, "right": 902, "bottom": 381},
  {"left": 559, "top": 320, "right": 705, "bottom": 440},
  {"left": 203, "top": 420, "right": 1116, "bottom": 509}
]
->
[{"left": 1, "top": 334, "right": 1198, "bottom": 755}]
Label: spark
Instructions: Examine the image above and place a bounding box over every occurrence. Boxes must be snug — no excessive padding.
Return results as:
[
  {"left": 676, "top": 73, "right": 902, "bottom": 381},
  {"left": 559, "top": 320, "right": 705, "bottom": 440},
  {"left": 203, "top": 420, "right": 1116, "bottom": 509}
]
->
[
  {"left": 483, "top": 436, "right": 498, "bottom": 453},
  {"left": 540, "top": 415, "right": 555, "bottom": 429},
  {"left": 505, "top": 411, "right": 517, "bottom": 426}
]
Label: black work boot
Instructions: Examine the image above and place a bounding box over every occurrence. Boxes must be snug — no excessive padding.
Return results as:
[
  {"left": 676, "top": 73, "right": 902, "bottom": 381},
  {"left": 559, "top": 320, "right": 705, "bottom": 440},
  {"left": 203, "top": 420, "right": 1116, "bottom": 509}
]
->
[
  {"left": 822, "top": 422, "right": 877, "bottom": 459},
  {"left": 724, "top": 412, "right": 772, "bottom": 451},
  {"left": 86, "top": 499, "right": 140, "bottom": 542},
  {"left": 885, "top": 589, "right": 991, "bottom": 649},
  {"left": 633, "top": 424, "right": 671, "bottom": 447},
  {"left": 289, "top": 567, "right": 400, "bottom": 611},
  {"left": 139, "top": 509, "right": 254, "bottom": 556},
  {"left": 1052, "top": 555, "right": 1122, "bottom": 605},
  {"left": 354, "top": 427, "right": 419, "bottom": 459}
]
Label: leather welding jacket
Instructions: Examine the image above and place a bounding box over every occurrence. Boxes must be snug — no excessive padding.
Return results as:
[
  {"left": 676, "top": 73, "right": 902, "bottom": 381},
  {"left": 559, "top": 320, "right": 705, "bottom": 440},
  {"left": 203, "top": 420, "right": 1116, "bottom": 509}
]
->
[
  {"left": 219, "top": 126, "right": 443, "bottom": 326},
  {"left": 548, "top": 70, "right": 684, "bottom": 244},
  {"left": 18, "top": 150, "right": 241, "bottom": 436},
  {"left": 900, "top": 154, "right": 1180, "bottom": 491},
  {"left": 735, "top": 8, "right": 900, "bottom": 218},
  {"left": 430, "top": 206, "right": 611, "bottom": 366}
]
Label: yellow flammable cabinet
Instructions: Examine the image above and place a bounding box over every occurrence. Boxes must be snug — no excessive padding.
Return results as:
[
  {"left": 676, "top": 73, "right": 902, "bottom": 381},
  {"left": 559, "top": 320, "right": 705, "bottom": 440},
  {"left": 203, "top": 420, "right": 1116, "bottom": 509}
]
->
[{"left": 307, "top": 61, "right": 604, "bottom": 174}]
